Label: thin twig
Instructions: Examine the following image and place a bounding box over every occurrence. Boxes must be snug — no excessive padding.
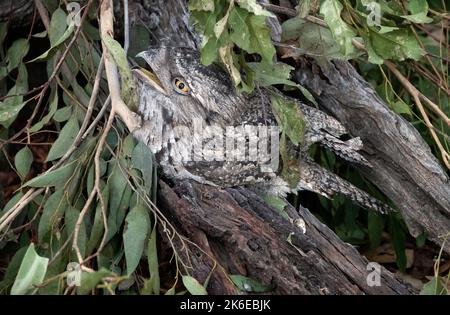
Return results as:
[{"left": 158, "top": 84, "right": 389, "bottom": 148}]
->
[
  {"left": 123, "top": 0, "right": 130, "bottom": 55},
  {"left": 100, "top": 0, "right": 141, "bottom": 132},
  {"left": 385, "top": 61, "right": 450, "bottom": 170}
]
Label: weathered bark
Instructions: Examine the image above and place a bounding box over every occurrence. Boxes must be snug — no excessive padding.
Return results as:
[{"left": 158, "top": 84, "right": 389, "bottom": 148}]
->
[
  {"left": 0, "top": 0, "right": 34, "bottom": 28},
  {"left": 159, "top": 180, "right": 414, "bottom": 294},
  {"left": 295, "top": 61, "right": 450, "bottom": 254}
]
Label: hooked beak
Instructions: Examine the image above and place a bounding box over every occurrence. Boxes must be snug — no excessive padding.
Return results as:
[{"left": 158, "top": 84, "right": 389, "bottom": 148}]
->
[{"left": 133, "top": 51, "right": 168, "bottom": 96}]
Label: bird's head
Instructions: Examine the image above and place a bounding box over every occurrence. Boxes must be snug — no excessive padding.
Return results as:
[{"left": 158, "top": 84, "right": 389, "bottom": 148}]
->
[{"left": 133, "top": 46, "right": 244, "bottom": 125}]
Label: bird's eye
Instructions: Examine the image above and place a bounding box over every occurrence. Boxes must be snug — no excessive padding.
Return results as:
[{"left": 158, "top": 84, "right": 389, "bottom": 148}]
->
[{"left": 172, "top": 78, "right": 190, "bottom": 95}]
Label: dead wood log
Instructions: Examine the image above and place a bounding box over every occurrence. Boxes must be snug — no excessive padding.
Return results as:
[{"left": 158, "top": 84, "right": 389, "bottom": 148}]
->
[
  {"left": 295, "top": 61, "right": 450, "bottom": 254},
  {"left": 158, "top": 180, "right": 414, "bottom": 294}
]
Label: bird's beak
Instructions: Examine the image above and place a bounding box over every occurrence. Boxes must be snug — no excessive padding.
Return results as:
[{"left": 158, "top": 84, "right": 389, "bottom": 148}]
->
[
  {"left": 134, "top": 51, "right": 168, "bottom": 96},
  {"left": 132, "top": 67, "right": 168, "bottom": 96}
]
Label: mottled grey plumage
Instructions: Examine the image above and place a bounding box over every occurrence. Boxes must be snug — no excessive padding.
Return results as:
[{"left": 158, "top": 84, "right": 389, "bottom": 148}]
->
[{"left": 132, "top": 46, "right": 392, "bottom": 214}]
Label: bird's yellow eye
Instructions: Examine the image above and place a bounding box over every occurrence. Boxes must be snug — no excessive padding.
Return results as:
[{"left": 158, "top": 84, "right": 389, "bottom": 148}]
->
[{"left": 173, "top": 78, "right": 190, "bottom": 95}]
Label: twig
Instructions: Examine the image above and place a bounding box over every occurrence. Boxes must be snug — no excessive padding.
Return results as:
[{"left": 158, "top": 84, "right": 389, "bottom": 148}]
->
[
  {"left": 123, "top": 0, "right": 130, "bottom": 55},
  {"left": 47, "top": 56, "right": 105, "bottom": 172},
  {"left": 72, "top": 110, "right": 114, "bottom": 264},
  {"left": 0, "top": 188, "right": 45, "bottom": 234},
  {"left": 100, "top": 0, "right": 141, "bottom": 132},
  {"left": 385, "top": 61, "right": 450, "bottom": 170}
]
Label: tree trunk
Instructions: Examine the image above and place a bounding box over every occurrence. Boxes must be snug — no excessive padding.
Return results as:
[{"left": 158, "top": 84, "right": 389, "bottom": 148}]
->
[
  {"left": 295, "top": 61, "right": 450, "bottom": 255},
  {"left": 158, "top": 180, "right": 414, "bottom": 294}
]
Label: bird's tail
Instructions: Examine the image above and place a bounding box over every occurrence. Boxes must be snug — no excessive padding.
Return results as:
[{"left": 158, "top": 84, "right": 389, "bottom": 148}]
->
[{"left": 296, "top": 159, "right": 394, "bottom": 214}]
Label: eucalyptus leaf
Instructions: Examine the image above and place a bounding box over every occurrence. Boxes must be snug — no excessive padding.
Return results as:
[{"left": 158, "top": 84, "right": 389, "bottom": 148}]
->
[
  {"left": 25, "top": 160, "right": 77, "bottom": 188},
  {"left": 182, "top": 275, "right": 208, "bottom": 295},
  {"left": 0, "top": 64, "right": 29, "bottom": 128},
  {"left": 131, "top": 141, "right": 154, "bottom": 190},
  {"left": 6, "top": 38, "right": 29, "bottom": 72},
  {"left": 11, "top": 243, "right": 49, "bottom": 295},
  {"left": 229, "top": 274, "right": 272, "bottom": 293},
  {"left": 15, "top": 146, "right": 33, "bottom": 178},
  {"left": 28, "top": 24, "right": 74, "bottom": 63},
  {"left": 30, "top": 91, "right": 59, "bottom": 132},
  {"left": 102, "top": 35, "right": 137, "bottom": 108},
  {"left": 147, "top": 226, "right": 160, "bottom": 295},
  {"left": 46, "top": 113, "right": 80, "bottom": 161},
  {"left": 37, "top": 189, "right": 67, "bottom": 242},
  {"left": 123, "top": 205, "right": 150, "bottom": 275}
]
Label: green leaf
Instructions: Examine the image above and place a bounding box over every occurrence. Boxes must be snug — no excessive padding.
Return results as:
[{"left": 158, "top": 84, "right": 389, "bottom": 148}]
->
[
  {"left": 0, "top": 64, "right": 29, "bottom": 128},
  {"left": 214, "top": 0, "right": 234, "bottom": 38},
  {"left": 11, "top": 243, "right": 49, "bottom": 295},
  {"left": 107, "top": 161, "right": 128, "bottom": 239},
  {"left": 248, "top": 61, "right": 296, "bottom": 87},
  {"left": 182, "top": 276, "right": 208, "bottom": 295},
  {"left": 401, "top": 13, "right": 433, "bottom": 24},
  {"left": 86, "top": 185, "right": 109, "bottom": 255},
  {"left": 416, "top": 234, "right": 426, "bottom": 247},
  {"left": 32, "top": 30, "right": 48, "bottom": 38},
  {"left": 368, "top": 212, "right": 383, "bottom": 250},
  {"left": 407, "top": 0, "right": 429, "bottom": 15},
  {"left": 262, "top": 193, "right": 287, "bottom": 212},
  {"left": 401, "top": 0, "right": 433, "bottom": 23},
  {"left": 0, "top": 192, "right": 24, "bottom": 216},
  {"left": 236, "top": 0, "right": 275, "bottom": 17},
  {"left": 262, "top": 193, "right": 289, "bottom": 220},
  {"left": 147, "top": 226, "right": 160, "bottom": 294},
  {"left": 53, "top": 105, "right": 72, "bottom": 122},
  {"left": 391, "top": 100, "right": 412, "bottom": 115},
  {"left": 6, "top": 38, "right": 29, "bottom": 72},
  {"left": 46, "top": 113, "right": 80, "bottom": 161},
  {"left": 420, "top": 277, "right": 448, "bottom": 295},
  {"left": 297, "top": 85, "right": 318, "bottom": 106},
  {"left": 49, "top": 8, "right": 68, "bottom": 46},
  {"left": 229, "top": 7, "right": 250, "bottom": 51},
  {"left": 229, "top": 275, "right": 272, "bottom": 293},
  {"left": 25, "top": 160, "right": 77, "bottom": 188},
  {"left": 65, "top": 206, "right": 87, "bottom": 258},
  {"left": 77, "top": 268, "right": 112, "bottom": 295},
  {"left": 123, "top": 205, "right": 150, "bottom": 276},
  {"left": 365, "top": 28, "right": 424, "bottom": 63},
  {"left": 320, "top": 0, "right": 357, "bottom": 57},
  {"left": 247, "top": 15, "right": 276, "bottom": 63},
  {"left": 131, "top": 141, "right": 154, "bottom": 190},
  {"left": 28, "top": 24, "right": 74, "bottom": 63},
  {"left": 197, "top": 7, "right": 223, "bottom": 66},
  {"left": 37, "top": 189, "right": 67, "bottom": 241},
  {"left": 188, "top": 0, "right": 215, "bottom": 12},
  {"left": 270, "top": 93, "right": 306, "bottom": 145},
  {"left": 389, "top": 216, "right": 407, "bottom": 271},
  {"left": 0, "top": 246, "right": 27, "bottom": 293},
  {"left": 102, "top": 35, "right": 137, "bottom": 108},
  {"left": 15, "top": 146, "right": 33, "bottom": 178},
  {"left": 30, "top": 91, "right": 59, "bottom": 132}
]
